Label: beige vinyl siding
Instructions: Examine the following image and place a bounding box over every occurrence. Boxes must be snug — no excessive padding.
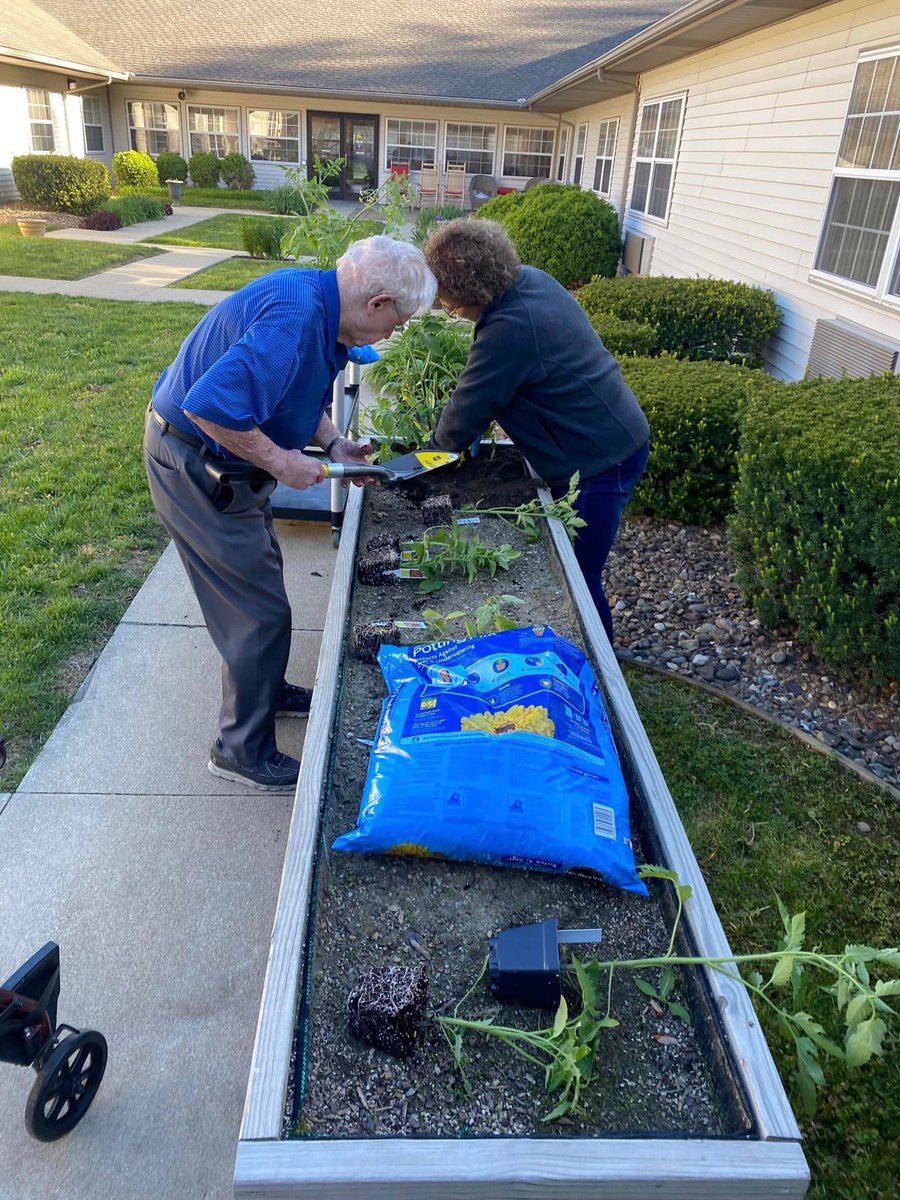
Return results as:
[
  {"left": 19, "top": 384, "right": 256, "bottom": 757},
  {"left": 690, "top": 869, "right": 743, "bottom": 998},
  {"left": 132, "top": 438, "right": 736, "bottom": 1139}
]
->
[
  {"left": 611, "top": 0, "right": 900, "bottom": 379},
  {"left": 550, "top": 96, "right": 638, "bottom": 217}
]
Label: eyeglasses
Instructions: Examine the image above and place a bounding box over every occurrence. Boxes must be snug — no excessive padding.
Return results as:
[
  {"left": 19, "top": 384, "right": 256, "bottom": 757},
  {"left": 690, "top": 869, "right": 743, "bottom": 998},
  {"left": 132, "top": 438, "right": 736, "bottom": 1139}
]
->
[
  {"left": 390, "top": 298, "right": 407, "bottom": 329},
  {"left": 439, "top": 298, "right": 460, "bottom": 318}
]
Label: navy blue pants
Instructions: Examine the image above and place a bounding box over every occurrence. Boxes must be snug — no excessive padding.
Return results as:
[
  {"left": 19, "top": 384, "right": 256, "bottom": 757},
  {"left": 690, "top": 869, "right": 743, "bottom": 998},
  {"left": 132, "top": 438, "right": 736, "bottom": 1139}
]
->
[{"left": 553, "top": 442, "right": 649, "bottom": 644}]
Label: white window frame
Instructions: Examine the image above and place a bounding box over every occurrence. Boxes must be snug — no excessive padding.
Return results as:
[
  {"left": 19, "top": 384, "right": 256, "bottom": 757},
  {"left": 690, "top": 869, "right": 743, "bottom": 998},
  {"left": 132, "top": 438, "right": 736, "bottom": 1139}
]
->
[
  {"left": 81, "top": 94, "right": 104, "bottom": 153},
  {"left": 572, "top": 122, "right": 588, "bottom": 187},
  {"left": 555, "top": 127, "right": 569, "bottom": 181},
  {"left": 248, "top": 108, "right": 301, "bottom": 164},
  {"left": 592, "top": 118, "right": 618, "bottom": 197},
  {"left": 443, "top": 122, "right": 496, "bottom": 175},
  {"left": 188, "top": 105, "right": 240, "bottom": 159},
  {"left": 26, "top": 88, "right": 55, "bottom": 153},
  {"left": 629, "top": 93, "right": 685, "bottom": 224},
  {"left": 810, "top": 47, "right": 900, "bottom": 307},
  {"left": 127, "top": 100, "right": 180, "bottom": 156},
  {"left": 384, "top": 118, "right": 438, "bottom": 172},
  {"left": 502, "top": 125, "right": 555, "bottom": 179}
]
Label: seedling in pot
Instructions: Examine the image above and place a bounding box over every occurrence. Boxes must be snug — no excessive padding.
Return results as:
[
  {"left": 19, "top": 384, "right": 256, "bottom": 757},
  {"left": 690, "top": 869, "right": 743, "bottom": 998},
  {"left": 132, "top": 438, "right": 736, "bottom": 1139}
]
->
[{"left": 404, "top": 526, "right": 520, "bottom": 594}]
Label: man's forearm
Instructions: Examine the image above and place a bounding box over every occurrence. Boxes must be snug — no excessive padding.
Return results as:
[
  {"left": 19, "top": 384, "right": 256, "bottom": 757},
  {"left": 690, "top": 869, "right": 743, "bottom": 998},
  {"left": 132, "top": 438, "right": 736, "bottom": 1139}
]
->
[
  {"left": 185, "top": 412, "right": 291, "bottom": 475},
  {"left": 313, "top": 413, "right": 344, "bottom": 453}
]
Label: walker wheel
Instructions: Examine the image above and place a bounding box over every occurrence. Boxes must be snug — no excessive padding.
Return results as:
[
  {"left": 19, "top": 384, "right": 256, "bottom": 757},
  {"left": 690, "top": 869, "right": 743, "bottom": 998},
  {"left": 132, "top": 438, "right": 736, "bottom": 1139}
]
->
[
  {"left": 25, "top": 1030, "right": 107, "bottom": 1141},
  {"left": 332, "top": 529, "right": 341, "bottom": 549}
]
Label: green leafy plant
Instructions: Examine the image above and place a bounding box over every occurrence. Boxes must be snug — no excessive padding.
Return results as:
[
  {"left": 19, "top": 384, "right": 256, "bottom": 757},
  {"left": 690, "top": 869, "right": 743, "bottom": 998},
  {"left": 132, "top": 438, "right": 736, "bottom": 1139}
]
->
[
  {"left": 404, "top": 526, "right": 520, "bottom": 594},
  {"left": 463, "top": 473, "right": 586, "bottom": 543},
  {"left": 240, "top": 216, "right": 290, "bottom": 259},
  {"left": 154, "top": 151, "right": 188, "bottom": 184},
  {"left": 279, "top": 156, "right": 413, "bottom": 270},
  {"left": 420, "top": 594, "right": 525, "bottom": 639},
  {"left": 222, "top": 152, "right": 255, "bottom": 190},
  {"left": 730, "top": 372, "right": 900, "bottom": 678},
  {"left": 576, "top": 276, "right": 781, "bottom": 368},
  {"left": 476, "top": 183, "right": 621, "bottom": 289},
  {"left": 11, "top": 153, "right": 110, "bottom": 215},
  {"left": 364, "top": 312, "right": 473, "bottom": 460},
  {"left": 188, "top": 151, "right": 222, "bottom": 189},
  {"left": 98, "top": 194, "right": 167, "bottom": 226},
  {"left": 411, "top": 204, "right": 467, "bottom": 245},
  {"left": 437, "top": 865, "right": 900, "bottom": 1121},
  {"left": 111, "top": 149, "right": 158, "bottom": 191}
]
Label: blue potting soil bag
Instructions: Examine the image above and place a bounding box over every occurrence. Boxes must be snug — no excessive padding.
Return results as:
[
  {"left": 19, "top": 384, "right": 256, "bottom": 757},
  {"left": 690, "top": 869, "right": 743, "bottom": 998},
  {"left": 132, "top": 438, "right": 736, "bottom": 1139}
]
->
[{"left": 332, "top": 627, "right": 647, "bottom": 895}]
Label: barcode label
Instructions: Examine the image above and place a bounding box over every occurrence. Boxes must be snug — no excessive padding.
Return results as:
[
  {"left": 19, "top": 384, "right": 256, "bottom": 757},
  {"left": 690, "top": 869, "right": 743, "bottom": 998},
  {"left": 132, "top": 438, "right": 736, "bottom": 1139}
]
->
[{"left": 592, "top": 803, "right": 616, "bottom": 840}]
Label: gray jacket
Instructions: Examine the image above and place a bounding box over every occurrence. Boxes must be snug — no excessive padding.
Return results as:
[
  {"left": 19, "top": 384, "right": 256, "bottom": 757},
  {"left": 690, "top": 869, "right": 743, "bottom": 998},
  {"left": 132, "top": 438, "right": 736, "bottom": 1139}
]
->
[{"left": 431, "top": 266, "right": 649, "bottom": 488}]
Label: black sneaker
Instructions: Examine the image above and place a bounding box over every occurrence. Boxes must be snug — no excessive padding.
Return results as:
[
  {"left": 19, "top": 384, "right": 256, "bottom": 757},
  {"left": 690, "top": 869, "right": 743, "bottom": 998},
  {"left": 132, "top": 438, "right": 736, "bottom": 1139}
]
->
[
  {"left": 276, "top": 683, "right": 313, "bottom": 719},
  {"left": 207, "top": 740, "right": 300, "bottom": 791}
]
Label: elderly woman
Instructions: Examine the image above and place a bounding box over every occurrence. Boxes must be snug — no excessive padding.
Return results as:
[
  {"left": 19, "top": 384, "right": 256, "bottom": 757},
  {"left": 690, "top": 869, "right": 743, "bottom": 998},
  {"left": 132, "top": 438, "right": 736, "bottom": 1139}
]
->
[{"left": 423, "top": 218, "right": 649, "bottom": 644}]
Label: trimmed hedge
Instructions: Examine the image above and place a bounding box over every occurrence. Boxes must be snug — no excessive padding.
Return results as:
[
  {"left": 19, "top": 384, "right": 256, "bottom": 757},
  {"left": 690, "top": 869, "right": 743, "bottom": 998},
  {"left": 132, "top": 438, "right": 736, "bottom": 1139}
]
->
[
  {"left": 730, "top": 373, "right": 900, "bottom": 678},
  {"left": 155, "top": 152, "right": 188, "bottom": 184},
  {"left": 98, "top": 194, "right": 166, "bottom": 226},
  {"left": 621, "top": 356, "right": 774, "bottom": 526},
  {"left": 576, "top": 276, "right": 780, "bottom": 368},
  {"left": 11, "top": 154, "right": 110, "bottom": 215},
  {"left": 112, "top": 150, "right": 157, "bottom": 190},
  {"left": 476, "top": 183, "right": 620, "bottom": 289},
  {"left": 222, "top": 152, "right": 254, "bottom": 190},
  {"left": 589, "top": 312, "right": 658, "bottom": 357},
  {"left": 189, "top": 151, "right": 221, "bottom": 188}
]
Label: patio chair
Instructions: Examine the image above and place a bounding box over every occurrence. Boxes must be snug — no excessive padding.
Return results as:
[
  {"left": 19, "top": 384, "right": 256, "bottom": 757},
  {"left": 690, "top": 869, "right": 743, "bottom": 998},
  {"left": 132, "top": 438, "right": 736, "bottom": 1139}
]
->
[
  {"left": 416, "top": 162, "right": 439, "bottom": 208},
  {"left": 443, "top": 163, "right": 467, "bottom": 207},
  {"left": 389, "top": 160, "right": 411, "bottom": 198},
  {"left": 468, "top": 173, "right": 498, "bottom": 209}
]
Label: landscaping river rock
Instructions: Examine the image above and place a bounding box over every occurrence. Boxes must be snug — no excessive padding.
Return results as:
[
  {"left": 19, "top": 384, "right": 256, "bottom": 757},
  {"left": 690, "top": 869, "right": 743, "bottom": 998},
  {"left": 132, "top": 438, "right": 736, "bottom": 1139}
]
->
[{"left": 606, "top": 518, "right": 899, "bottom": 791}]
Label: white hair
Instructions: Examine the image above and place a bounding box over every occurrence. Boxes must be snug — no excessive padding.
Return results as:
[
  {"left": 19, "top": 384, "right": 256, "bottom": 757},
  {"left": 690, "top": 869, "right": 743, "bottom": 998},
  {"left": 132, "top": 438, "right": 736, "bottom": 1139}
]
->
[{"left": 336, "top": 235, "right": 437, "bottom": 316}]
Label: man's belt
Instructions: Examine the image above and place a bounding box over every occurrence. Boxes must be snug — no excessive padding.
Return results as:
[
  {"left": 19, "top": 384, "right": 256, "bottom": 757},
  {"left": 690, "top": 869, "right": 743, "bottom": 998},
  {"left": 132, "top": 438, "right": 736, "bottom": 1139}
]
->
[{"left": 148, "top": 405, "right": 205, "bottom": 451}]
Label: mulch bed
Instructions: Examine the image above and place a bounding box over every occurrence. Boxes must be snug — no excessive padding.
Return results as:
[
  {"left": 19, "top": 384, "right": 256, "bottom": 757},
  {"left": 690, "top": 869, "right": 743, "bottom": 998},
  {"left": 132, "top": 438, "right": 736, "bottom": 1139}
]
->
[{"left": 0, "top": 202, "right": 82, "bottom": 227}]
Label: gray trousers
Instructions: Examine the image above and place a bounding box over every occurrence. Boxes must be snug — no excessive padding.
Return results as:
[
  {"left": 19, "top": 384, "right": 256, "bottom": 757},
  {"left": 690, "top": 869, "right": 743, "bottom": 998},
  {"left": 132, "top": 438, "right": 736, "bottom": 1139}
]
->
[{"left": 143, "top": 410, "right": 291, "bottom": 768}]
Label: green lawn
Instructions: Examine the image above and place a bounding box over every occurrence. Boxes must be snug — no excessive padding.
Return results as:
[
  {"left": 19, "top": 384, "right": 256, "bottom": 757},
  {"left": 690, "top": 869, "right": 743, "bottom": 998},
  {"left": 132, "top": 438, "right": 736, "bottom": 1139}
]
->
[
  {"left": 626, "top": 664, "right": 899, "bottom": 1200},
  {"left": 0, "top": 293, "right": 204, "bottom": 787},
  {"left": 0, "top": 224, "right": 162, "bottom": 279},
  {"left": 170, "top": 257, "right": 308, "bottom": 290},
  {"left": 143, "top": 213, "right": 294, "bottom": 250}
]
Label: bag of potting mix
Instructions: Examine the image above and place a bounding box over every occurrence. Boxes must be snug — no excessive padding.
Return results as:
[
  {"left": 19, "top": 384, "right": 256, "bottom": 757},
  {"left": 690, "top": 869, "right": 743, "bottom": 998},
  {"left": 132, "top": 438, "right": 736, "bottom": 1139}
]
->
[{"left": 332, "top": 627, "right": 647, "bottom": 895}]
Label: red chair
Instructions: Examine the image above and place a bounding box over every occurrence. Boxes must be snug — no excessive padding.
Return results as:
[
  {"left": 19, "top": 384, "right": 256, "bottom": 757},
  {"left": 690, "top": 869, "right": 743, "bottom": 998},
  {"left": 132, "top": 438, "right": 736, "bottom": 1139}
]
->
[{"left": 388, "top": 161, "right": 411, "bottom": 198}]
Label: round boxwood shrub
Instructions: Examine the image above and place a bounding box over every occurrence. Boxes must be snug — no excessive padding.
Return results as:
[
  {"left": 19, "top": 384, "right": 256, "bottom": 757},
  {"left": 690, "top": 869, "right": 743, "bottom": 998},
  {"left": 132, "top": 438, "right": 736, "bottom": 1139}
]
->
[
  {"left": 80, "top": 209, "right": 122, "bottom": 231},
  {"left": 476, "top": 183, "right": 620, "bottom": 289},
  {"left": 112, "top": 150, "right": 157, "bottom": 190},
  {"left": 155, "top": 151, "right": 188, "bottom": 184},
  {"left": 576, "top": 275, "right": 780, "bottom": 368},
  {"left": 620, "top": 355, "right": 775, "bottom": 526},
  {"left": 189, "top": 151, "right": 221, "bottom": 188},
  {"left": 730, "top": 373, "right": 900, "bottom": 678},
  {"left": 11, "top": 153, "right": 110, "bottom": 215},
  {"left": 222, "top": 152, "right": 254, "bottom": 190}
]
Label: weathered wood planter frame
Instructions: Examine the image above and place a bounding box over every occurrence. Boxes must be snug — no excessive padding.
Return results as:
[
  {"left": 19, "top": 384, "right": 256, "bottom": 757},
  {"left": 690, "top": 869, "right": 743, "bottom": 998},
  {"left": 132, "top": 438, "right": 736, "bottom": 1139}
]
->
[{"left": 234, "top": 483, "right": 810, "bottom": 1199}]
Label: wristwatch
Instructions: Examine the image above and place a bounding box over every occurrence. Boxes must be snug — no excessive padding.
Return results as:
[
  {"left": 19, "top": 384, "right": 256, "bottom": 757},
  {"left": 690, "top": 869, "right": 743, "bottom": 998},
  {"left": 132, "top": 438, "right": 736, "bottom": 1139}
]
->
[{"left": 324, "top": 435, "right": 345, "bottom": 457}]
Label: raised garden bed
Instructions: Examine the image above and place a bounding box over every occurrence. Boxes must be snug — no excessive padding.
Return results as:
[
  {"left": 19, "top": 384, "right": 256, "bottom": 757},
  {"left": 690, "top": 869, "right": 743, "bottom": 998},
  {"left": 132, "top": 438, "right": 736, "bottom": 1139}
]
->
[{"left": 235, "top": 451, "right": 809, "bottom": 1198}]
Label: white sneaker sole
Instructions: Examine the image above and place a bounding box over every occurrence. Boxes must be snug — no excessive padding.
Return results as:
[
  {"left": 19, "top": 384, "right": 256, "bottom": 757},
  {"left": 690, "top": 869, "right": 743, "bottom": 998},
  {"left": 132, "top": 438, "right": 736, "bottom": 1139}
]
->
[{"left": 207, "top": 759, "right": 297, "bottom": 791}]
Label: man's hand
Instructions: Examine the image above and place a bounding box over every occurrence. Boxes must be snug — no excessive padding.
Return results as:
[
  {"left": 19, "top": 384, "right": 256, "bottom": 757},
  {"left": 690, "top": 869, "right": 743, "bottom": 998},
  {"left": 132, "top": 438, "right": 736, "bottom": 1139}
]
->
[
  {"left": 328, "top": 436, "right": 378, "bottom": 487},
  {"left": 279, "top": 449, "right": 327, "bottom": 491}
]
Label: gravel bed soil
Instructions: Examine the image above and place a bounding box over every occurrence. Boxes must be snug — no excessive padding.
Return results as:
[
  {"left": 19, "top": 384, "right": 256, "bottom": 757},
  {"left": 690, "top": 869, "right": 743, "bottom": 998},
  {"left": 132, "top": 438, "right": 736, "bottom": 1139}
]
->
[
  {"left": 606, "top": 519, "right": 899, "bottom": 790},
  {"left": 296, "top": 452, "right": 737, "bottom": 1142},
  {"left": 0, "top": 202, "right": 82, "bottom": 227}
]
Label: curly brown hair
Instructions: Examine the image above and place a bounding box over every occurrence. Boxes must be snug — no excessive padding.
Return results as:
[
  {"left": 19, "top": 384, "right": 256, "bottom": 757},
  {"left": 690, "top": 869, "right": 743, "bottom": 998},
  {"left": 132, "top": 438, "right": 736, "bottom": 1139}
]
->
[{"left": 423, "top": 219, "right": 521, "bottom": 308}]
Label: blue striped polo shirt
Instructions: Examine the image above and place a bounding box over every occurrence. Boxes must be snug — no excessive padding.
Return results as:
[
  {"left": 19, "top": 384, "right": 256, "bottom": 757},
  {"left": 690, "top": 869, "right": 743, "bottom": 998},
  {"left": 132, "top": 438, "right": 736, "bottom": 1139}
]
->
[{"left": 151, "top": 267, "right": 347, "bottom": 458}]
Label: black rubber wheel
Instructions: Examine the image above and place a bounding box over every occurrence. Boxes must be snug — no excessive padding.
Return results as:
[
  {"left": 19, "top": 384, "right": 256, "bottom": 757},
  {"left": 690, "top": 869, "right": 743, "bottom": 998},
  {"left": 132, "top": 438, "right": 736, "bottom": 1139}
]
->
[
  {"left": 332, "top": 529, "right": 341, "bottom": 549},
  {"left": 25, "top": 1030, "right": 107, "bottom": 1141}
]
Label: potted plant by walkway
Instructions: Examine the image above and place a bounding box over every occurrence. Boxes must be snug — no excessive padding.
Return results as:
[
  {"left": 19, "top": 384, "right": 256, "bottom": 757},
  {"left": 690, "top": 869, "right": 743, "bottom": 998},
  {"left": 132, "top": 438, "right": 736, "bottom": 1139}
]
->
[
  {"left": 16, "top": 218, "right": 46, "bottom": 237},
  {"left": 164, "top": 179, "right": 183, "bottom": 204}
]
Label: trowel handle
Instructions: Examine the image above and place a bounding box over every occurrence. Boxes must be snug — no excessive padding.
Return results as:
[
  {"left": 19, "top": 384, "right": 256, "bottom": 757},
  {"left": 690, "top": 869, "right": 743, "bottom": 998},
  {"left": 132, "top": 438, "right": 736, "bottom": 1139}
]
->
[{"left": 322, "top": 462, "right": 391, "bottom": 480}]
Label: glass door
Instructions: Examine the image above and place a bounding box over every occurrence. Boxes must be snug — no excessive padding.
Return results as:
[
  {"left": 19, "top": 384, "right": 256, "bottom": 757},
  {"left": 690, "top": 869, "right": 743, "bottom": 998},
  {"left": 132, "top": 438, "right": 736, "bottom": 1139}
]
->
[{"left": 307, "top": 113, "right": 378, "bottom": 200}]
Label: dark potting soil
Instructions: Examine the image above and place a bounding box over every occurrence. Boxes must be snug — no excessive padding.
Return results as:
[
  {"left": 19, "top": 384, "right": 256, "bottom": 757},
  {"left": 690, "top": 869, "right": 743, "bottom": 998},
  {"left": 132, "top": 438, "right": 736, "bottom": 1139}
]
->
[{"left": 295, "top": 451, "right": 734, "bottom": 1140}]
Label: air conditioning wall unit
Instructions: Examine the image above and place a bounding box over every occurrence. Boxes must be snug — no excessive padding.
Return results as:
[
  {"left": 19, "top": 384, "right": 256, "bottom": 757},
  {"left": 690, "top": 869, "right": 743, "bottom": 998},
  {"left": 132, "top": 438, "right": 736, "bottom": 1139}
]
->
[
  {"left": 622, "top": 229, "right": 654, "bottom": 275},
  {"left": 806, "top": 318, "right": 900, "bottom": 380}
]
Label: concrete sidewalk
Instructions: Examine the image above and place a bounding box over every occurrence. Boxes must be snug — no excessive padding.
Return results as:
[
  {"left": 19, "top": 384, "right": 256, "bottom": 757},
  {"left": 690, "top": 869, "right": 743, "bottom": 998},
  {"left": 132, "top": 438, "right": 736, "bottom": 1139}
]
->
[{"left": 0, "top": 524, "right": 337, "bottom": 1199}]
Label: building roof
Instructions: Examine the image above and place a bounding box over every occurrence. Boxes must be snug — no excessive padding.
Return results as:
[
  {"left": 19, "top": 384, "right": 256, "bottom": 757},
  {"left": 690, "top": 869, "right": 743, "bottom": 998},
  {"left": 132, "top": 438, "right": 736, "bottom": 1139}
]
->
[
  {"left": 0, "top": 0, "right": 127, "bottom": 78},
  {"left": 32, "top": 0, "right": 681, "bottom": 104}
]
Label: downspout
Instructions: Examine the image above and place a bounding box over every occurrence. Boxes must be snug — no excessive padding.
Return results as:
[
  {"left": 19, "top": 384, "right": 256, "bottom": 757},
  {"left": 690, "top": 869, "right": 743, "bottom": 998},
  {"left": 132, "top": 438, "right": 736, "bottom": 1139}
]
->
[
  {"left": 597, "top": 67, "right": 640, "bottom": 227},
  {"left": 555, "top": 114, "right": 576, "bottom": 182}
]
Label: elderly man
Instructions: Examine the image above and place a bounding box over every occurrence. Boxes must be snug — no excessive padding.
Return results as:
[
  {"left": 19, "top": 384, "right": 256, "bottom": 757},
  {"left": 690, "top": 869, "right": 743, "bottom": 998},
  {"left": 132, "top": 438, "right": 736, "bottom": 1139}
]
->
[{"left": 145, "top": 236, "right": 436, "bottom": 790}]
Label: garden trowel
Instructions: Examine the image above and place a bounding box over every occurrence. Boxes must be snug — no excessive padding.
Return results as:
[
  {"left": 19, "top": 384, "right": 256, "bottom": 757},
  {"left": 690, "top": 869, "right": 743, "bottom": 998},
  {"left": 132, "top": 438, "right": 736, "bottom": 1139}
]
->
[{"left": 205, "top": 449, "right": 458, "bottom": 488}]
